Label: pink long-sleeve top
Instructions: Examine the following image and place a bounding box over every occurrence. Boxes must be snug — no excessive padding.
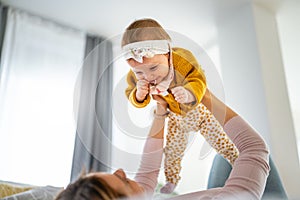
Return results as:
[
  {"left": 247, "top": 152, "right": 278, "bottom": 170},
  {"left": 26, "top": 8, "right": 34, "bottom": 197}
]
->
[{"left": 134, "top": 116, "right": 270, "bottom": 200}]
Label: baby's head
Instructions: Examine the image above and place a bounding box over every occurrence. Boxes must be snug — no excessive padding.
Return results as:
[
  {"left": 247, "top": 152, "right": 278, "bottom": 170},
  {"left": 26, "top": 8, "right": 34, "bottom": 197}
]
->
[
  {"left": 121, "top": 18, "right": 171, "bottom": 63},
  {"left": 122, "top": 18, "right": 172, "bottom": 84},
  {"left": 121, "top": 18, "right": 171, "bottom": 47}
]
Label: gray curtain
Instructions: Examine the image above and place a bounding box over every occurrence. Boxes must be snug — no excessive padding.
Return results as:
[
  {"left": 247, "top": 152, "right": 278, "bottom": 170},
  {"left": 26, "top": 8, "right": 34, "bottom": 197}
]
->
[
  {"left": 70, "top": 35, "right": 113, "bottom": 182},
  {"left": 0, "top": 3, "right": 8, "bottom": 64}
]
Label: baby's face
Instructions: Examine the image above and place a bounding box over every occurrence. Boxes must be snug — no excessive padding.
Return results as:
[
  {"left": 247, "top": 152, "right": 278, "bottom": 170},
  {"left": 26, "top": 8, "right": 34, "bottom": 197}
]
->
[{"left": 127, "top": 54, "right": 169, "bottom": 85}]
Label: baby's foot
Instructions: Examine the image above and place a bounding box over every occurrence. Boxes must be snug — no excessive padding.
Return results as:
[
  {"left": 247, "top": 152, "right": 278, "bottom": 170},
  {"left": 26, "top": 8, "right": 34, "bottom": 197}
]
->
[{"left": 160, "top": 182, "right": 176, "bottom": 194}]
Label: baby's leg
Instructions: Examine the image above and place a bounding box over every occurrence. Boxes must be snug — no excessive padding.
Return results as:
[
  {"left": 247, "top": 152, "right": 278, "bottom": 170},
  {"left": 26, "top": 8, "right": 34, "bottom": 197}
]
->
[
  {"left": 161, "top": 114, "right": 187, "bottom": 193},
  {"left": 166, "top": 116, "right": 270, "bottom": 199},
  {"left": 197, "top": 103, "right": 239, "bottom": 165}
]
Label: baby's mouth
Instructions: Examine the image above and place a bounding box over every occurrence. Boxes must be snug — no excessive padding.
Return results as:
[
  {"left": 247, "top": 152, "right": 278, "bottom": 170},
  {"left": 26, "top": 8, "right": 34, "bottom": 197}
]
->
[{"left": 149, "top": 80, "right": 157, "bottom": 86}]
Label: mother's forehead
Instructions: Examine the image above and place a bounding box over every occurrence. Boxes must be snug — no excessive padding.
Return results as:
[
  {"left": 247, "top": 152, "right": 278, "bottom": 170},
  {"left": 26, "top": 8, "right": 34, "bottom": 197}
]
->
[{"left": 86, "top": 172, "right": 110, "bottom": 177}]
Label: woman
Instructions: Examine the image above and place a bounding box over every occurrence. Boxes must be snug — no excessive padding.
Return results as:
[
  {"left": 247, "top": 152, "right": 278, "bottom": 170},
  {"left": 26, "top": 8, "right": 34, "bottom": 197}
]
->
[{"left": 55, "top": 90, "right": 270, "bottom": 199}]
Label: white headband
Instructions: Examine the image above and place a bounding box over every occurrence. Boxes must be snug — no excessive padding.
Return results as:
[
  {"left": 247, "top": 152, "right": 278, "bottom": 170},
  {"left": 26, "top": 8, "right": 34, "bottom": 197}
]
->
[{"left": 122, "top": 40, "right": 170, "bottom": 63}]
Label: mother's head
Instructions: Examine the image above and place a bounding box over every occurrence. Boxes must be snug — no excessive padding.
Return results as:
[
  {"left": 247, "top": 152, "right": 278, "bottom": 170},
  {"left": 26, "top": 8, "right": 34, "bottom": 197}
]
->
[{"left": 55, "top": 169, "right": 144, "bottom": 200}]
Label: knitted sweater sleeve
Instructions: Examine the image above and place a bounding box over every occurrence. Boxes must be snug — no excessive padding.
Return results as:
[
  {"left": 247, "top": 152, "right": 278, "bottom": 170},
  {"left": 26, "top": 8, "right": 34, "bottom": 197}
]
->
[
  {"left": 125, "top": 70, "right": 151, "bottom": 108},
  {"left": 172, "top": 48, "right": 207, "bottom": 104}
]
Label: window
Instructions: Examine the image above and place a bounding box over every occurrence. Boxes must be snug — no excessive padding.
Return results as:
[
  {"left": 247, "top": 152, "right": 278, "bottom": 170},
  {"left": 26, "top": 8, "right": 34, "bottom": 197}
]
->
[{"left": 0, "top": 8, "right": 85, "bottom": 186}]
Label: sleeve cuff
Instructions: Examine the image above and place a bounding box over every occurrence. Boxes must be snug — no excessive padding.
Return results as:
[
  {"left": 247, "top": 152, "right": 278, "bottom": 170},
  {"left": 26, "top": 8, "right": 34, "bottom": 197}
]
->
[{"left": 129, "top": 89, "right": 151, "bottom": 108}]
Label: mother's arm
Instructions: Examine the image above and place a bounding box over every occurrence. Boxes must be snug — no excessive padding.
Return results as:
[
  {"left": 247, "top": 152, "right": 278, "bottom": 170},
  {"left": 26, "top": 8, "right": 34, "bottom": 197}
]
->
[
  {"left": 134, "top": 95, "right": 168, "bottom": 194},
  {"left": 201, "top": 89, "right": 238, "bottom": 126}
]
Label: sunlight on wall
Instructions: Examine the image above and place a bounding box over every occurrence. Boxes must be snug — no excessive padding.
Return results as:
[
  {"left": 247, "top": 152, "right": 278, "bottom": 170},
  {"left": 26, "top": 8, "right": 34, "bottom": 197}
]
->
[{"left": 277, "top": 4, "right": 300, "bottom": 162}]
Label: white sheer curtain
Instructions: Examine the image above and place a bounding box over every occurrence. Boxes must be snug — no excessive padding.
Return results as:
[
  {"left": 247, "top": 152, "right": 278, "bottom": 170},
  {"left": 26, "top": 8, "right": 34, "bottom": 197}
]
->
[{"left": 0, "top": 8, "right": 85, "bottom": 186}]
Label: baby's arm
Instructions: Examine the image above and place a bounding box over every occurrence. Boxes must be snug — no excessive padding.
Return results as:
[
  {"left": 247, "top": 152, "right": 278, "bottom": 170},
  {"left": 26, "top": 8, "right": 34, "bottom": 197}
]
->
[
  {"left": 182, "top": 66, "right": 206, "bottom": 104},
  {"left": 125, "top": 70, "right": 151, "bottom": 108},
  {"left": 173, "top": 48, "right": 207, "bottom": 104},
  {"left": 171, "top": 86, "right": 195, "bottom": 104},
  {"left": 136, "top": 79, "right": 150, "bottom": 102}
]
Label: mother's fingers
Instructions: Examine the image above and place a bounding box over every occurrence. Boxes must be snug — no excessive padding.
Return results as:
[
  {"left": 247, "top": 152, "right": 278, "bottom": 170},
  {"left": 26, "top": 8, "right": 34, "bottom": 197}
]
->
[
  {"left": 152, "top": 95, "right": 168, "bottom": 106},
  {"left": 152, "top": 94, "right": 164, "bottom": 101}
]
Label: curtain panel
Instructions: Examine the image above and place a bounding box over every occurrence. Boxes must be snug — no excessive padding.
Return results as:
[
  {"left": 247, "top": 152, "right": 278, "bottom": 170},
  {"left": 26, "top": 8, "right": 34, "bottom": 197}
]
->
[
  {"left": 0, "top": 3, "right": 8, "bottom": 64},
  {"left": 71, "top": 35, "right": 113, "bottom": 182}
]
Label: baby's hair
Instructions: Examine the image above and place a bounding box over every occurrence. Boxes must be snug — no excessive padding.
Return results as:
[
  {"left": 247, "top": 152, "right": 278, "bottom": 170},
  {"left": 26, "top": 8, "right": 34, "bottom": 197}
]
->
[{"left": 121, "top": 18, "right": 171, "bottom": 47}]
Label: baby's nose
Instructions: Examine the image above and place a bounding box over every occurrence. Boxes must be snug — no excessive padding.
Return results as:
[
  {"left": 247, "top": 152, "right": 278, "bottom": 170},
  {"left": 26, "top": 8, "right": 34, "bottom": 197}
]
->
[{"left": 144, "top": 74, "right": 154, "bottom": 81}]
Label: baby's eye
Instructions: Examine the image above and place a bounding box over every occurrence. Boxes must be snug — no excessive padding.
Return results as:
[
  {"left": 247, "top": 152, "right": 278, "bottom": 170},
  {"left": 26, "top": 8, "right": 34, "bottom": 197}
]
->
[
  {"left": 150, "top": 66, "right": 157, "bottom": 71},
  {"left": 135, "top": 71, "right": 143, "bottom": 75}
]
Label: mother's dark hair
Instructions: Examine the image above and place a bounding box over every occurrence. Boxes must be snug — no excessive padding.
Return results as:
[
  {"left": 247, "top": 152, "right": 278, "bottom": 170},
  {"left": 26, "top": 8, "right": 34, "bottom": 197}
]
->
[{"left": 55, "top": 175, "right": 127, "bottom": 200}]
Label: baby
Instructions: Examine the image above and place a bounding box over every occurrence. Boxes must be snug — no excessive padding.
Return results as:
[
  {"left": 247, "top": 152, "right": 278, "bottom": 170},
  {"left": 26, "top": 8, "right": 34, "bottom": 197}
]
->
[{"left": 122, "top": 18, "right": 239, "bottom": 194}]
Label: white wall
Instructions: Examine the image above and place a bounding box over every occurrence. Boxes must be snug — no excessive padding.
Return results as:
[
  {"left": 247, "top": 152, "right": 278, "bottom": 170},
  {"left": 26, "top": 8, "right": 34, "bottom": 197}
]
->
[
  {"left": 215, "top": 1, "right": 300, "bottom": 198},
  {"left": 253, "top": 3, "right": 300, "bottom": 198},
  {"left": 216, "top": 3, "right": 271, "bottom": 143},
  {"left": 276, "top": 0, "right": 300, "bottom": 161}
]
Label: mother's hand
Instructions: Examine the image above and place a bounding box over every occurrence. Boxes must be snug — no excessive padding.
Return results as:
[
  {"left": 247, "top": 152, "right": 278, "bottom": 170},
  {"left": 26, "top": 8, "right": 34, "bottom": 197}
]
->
[
  {"left": 150, "top": 95, "right": 167, "bottom": 139},
  {"left": 152, "top": 95, "right": 168, "bottom": 109}
]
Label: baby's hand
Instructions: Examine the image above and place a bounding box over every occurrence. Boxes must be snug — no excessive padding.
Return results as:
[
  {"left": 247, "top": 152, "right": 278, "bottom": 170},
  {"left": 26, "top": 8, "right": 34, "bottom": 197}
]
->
[
  {"left": 171, "top": 86, "right": 195, "bottom": 103},
  {"left": 136, "top": 79, "right": 149, "bottom": 102}
]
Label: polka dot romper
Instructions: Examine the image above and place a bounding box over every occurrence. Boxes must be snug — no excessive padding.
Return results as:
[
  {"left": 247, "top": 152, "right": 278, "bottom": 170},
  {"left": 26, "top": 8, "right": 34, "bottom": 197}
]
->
[{"left": 164, "top": 103, "right": 239, "bottom": 184}]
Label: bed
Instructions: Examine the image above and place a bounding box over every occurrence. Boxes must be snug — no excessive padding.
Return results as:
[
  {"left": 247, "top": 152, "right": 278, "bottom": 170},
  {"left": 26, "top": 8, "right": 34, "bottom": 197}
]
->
[{"left": 0, "top": 180, "right": 62, "bottom": 200}]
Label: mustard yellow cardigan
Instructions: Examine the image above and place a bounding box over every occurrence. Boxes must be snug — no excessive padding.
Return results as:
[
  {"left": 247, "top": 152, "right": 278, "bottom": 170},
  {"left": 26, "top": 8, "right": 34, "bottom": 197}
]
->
[{"left": 125, "top": 47, "right": 206, "bottom": 115}]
